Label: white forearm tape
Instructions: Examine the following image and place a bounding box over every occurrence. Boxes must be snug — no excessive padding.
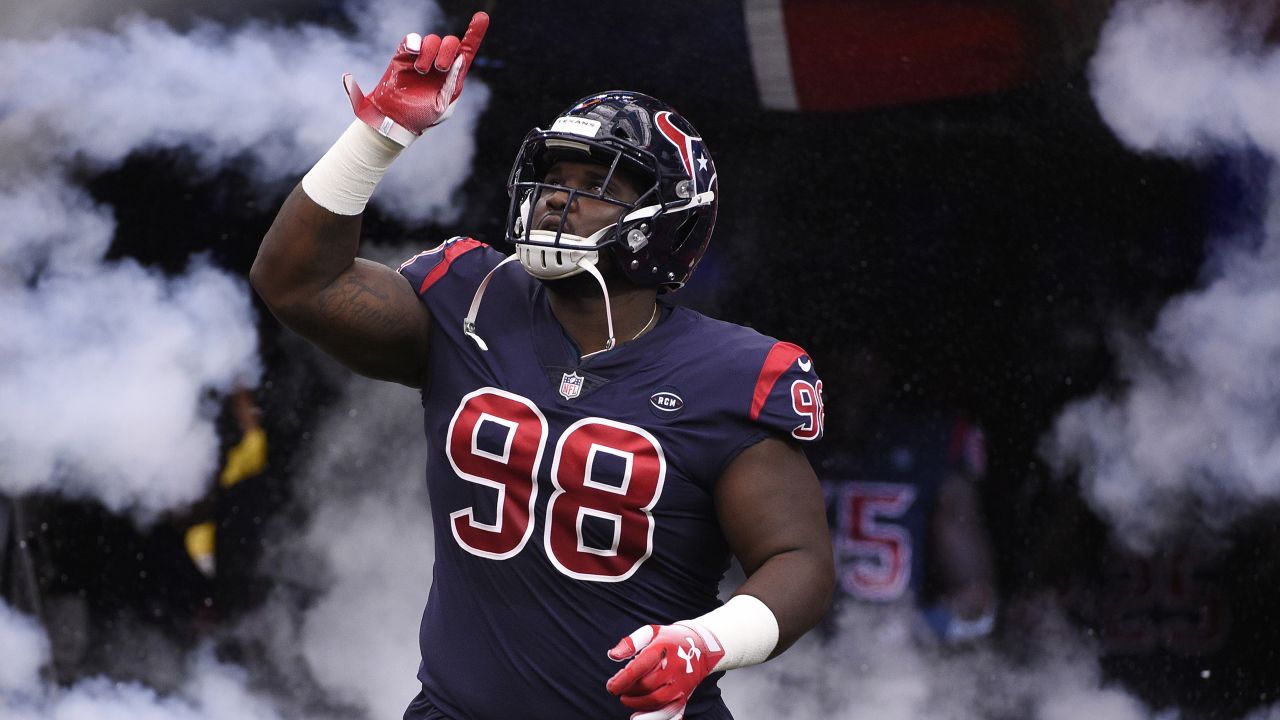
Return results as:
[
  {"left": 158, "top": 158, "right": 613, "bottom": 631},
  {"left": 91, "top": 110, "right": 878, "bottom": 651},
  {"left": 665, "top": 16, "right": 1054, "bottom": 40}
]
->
[
  {"left": 301, "top": 120, "right": 402, "bottom": 216},
  {"left": 692, "top": 594, "right": 780, "bottom": 672}
]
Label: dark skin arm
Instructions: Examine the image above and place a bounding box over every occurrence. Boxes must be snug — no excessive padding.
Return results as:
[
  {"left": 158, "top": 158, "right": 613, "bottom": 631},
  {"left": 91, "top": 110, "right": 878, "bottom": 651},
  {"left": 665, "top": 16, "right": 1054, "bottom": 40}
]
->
[
  {"left": 716, "top": 437, "right": 835, "bottom": 655},
  {"left": 933, "top": 473, "right": 997, "bottom": 619},
  {"left": 250, "top": 184, "right": 431, "bottom": 387}
]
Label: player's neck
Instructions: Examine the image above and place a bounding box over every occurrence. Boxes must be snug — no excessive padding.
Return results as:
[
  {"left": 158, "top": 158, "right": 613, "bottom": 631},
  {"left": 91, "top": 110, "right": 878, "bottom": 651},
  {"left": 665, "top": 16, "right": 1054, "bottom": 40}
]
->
[{"left": 546, "top": 280, "right": 659, "bottom": 357}]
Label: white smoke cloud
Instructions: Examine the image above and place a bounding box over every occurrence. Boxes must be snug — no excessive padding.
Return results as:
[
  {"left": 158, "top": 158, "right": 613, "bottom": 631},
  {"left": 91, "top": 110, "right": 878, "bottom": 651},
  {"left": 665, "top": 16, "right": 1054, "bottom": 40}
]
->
[
  {"left": 286, "top": 370, "right": 433, "bottom": 720},
  {"left": 295, "top": 491, "right": 433, "bottom": 719},
  {"left": 0, "top": 0, "right": 481, "bottom": 716},
  {"left": 0, "top": 181, "right": 115, "bottom": 282},
  {"left": 0, "top": 0, "right": 316, "bottom": 40},
  {"left": 1089, "top": 0, "right": 1280, "bottom": 160},
  {"left": 1247, "top": 703, "right": 1280, "bottom": 720},
  {"left": 1, "top": 599, "right": 286, "bottom": 720},
  {"left": 721, "top": 605, "right": 931, "bottom": 719},
  {"left": 1046, "top": 0, "right": 1280, "bottom": 549},
  {"left": 0, "top": 0, "right": 486, "bottom": 224},
  {"left": 722, "top": 601, "right": 1156, "bottom": 720},
  {"left": 0, "top": 257, "right": 258, "bottom": 515},
  {"left": 202, "top": 327, "right": 431, "bottom": 719},
  {"left": 0, "top": 0, "right": 485, "bottom": 513},
  {"left": 0, "top": 600, "right": 50, "bottom": 699}
]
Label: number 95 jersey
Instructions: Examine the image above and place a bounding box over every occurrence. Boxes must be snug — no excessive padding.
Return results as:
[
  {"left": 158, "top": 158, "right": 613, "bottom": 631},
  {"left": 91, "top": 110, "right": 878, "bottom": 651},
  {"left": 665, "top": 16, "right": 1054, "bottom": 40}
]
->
[{"left": 398, "top": 239, "right": 825, "bottom": 720}]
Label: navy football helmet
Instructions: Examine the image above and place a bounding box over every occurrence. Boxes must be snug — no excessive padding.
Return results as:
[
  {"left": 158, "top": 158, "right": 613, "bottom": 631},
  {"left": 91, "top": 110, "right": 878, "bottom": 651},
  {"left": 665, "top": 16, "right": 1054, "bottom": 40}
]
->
[{"left": 505, "top": 91, "right": 717, "bottom": 290}]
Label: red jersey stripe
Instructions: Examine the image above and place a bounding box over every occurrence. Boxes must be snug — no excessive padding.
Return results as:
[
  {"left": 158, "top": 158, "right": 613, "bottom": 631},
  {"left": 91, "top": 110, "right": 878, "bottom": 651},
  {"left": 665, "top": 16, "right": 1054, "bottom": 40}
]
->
[
  {"left": 750, "top": 341, "right": 808, "bottom": 421},
  {"left": 418, "top": 238, "right": 486, "bottom": 295}
]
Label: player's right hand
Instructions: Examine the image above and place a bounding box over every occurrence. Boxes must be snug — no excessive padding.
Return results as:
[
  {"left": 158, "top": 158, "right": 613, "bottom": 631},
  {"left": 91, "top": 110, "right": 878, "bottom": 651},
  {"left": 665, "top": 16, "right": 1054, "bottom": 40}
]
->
[{"left": 343, "top": 11, "right": 489, "bottom": 146}]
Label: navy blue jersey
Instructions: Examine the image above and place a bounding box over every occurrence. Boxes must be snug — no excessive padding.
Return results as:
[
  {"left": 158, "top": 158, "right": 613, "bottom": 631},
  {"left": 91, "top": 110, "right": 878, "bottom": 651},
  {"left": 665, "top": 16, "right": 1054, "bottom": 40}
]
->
[
  {"left": 814, "top": 411, "right": 984, "bottom": 603},
  {"left": 397, "top": 238, "right": 824, "bottom": 720}
]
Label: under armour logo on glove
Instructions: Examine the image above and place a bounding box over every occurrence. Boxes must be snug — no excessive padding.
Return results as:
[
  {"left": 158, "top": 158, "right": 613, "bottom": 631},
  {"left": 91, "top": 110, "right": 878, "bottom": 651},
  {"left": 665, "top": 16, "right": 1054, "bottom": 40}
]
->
[
  {"left": 606, "top": 623, "right": 725, "bottom": 720},
  {"left": 676, "top": 638, "right": 700, "bottom": 673}
]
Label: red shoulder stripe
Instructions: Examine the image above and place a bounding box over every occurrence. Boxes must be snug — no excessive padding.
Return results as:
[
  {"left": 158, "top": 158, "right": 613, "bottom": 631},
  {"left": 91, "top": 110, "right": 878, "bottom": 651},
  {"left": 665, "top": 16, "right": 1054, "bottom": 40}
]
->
[
  {"left": 750, "top": 341, "right": 808, "bottom": 421},
  {"left": 418, "top": 238, "right": 486, "bottom": 295}
]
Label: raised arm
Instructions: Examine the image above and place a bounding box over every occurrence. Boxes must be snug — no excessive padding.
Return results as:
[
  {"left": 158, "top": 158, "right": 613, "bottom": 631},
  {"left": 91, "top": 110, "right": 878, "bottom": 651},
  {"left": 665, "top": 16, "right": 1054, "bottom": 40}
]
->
[
  {"left": 250, "top": 14, "right": 489, "bottom": 387},
  {"left": 253, "top": 183, "right": 429, "bottom": 386}
]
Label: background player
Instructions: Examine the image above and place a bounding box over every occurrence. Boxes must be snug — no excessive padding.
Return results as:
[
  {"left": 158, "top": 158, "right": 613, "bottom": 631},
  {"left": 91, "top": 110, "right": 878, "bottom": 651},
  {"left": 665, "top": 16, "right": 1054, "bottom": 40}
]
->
[
  {"left": 249, "top": 12, "right": 834, "bottom": 720},
  {"left": 816, "top": 341, "right": 997, "bottom": 644}
]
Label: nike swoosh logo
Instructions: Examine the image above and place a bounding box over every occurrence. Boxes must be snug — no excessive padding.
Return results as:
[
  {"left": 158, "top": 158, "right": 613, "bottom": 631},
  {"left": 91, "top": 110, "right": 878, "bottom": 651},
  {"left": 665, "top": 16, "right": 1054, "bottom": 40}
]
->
[{"left": 797, "top": 358, "right": 812, "bottom": 372}]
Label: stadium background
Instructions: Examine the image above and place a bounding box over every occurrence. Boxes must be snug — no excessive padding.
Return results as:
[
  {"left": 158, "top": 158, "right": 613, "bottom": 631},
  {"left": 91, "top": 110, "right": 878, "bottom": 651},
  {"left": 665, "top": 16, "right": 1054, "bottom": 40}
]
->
[{"left": 2, "top": 0, "right": 1279, "bottom": 718}]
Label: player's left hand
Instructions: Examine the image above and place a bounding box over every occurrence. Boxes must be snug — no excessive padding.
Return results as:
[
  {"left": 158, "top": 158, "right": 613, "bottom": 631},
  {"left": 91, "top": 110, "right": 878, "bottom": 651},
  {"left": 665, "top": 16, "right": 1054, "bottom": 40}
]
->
[{"left": 606, "top": 622, "right": 725, "bottom": 720}]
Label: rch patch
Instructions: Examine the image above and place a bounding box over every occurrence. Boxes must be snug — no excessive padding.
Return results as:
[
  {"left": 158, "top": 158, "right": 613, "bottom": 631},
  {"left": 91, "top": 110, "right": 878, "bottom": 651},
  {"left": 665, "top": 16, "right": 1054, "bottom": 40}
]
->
[{"left": 649, "top": 386, "right": 684, "bottom": 418}]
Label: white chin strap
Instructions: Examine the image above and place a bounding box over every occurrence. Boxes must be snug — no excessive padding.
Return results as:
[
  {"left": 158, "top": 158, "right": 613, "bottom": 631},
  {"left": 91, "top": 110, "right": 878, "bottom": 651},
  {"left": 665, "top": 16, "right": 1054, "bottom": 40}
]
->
[
  {"left": 463, "top": 254, "right": 520, "bottom": 351},
  {"left": 463, "top": 251, "right": 616, "bottom": 354},
  {"left": 574, "top": 257, "right": 617, "bottom": 353}
]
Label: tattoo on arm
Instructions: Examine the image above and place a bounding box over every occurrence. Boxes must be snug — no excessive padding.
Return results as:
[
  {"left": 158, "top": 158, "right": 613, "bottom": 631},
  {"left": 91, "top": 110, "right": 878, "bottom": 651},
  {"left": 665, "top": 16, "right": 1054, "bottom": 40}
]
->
[{"left": 318, "top": 272, "right": 409, "bottom": 335}]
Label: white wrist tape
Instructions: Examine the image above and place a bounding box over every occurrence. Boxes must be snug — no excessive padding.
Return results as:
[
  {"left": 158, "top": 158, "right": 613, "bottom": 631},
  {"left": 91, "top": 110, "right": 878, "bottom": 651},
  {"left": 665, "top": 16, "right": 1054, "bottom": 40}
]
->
[
  {"left": 692, "top": 594, "right": 779, "bottom": 672},
  {"left": 301, "top": 120, "right": 402, "bottom": 216}
]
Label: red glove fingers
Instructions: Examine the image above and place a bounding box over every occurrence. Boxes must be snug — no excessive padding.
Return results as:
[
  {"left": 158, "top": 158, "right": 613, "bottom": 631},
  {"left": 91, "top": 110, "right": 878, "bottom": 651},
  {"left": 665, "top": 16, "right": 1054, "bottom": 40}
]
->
[
  {"left": 343, "top": 12, "right": 490, "bottom": 145},
  {"left": 417, "top": 12, "right": 487, "bottom": 95},
  {"left": 606, "top": 633, "right": 664, "bottom": 692},
  {"left": 436, "top": 35, "right": 462, "bottom": 72},
  {"left": 415, "top": 33, "right": 439, "bottom": 65},
  {"left": 412, "top": 34, "right": 439, "bottom": 73},
  {"left": 455, "top": 11, "right": 489, "bottom": 85},
  {"left": 606, "top": 623, "right": 725, "bottom": 718},
  {"left": 609, "top": 645, "right": 687, "bottom": 711},
  {"left": 608, "top": 625, "right": 657, "bottom": 662}
]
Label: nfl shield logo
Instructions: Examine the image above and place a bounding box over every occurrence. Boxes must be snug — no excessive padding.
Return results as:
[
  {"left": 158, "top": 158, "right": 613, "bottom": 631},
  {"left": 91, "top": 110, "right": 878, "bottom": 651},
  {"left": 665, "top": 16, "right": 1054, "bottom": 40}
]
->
[{"left": 559, "top": 371, "right": 584, "bottom": 400}]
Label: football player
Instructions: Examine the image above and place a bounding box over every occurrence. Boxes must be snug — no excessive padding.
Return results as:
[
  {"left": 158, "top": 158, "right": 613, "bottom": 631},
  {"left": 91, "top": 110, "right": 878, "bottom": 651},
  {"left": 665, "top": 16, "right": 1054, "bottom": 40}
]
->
[
  {"left": 815, "top": 344, "right": 996, "bottom": 645},
  {"left": 251, "top": 13, "right": 834, "bottom": 720}
]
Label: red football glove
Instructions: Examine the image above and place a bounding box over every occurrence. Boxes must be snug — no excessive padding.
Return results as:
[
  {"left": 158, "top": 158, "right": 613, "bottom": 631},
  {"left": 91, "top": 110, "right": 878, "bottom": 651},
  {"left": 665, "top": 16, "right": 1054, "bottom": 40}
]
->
[
  {"left": 606, "top": 622, "right": 726, "bottom": 720},
  {"left": 343, "top": 11, "right": 489, "bottom": 146}
]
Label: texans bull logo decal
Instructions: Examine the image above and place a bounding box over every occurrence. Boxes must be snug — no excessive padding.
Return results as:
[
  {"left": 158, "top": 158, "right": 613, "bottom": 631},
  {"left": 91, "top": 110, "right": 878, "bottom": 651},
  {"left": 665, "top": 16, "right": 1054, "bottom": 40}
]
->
[{"left": 655, "top": 110, "right": 712, "bottom": 196}]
